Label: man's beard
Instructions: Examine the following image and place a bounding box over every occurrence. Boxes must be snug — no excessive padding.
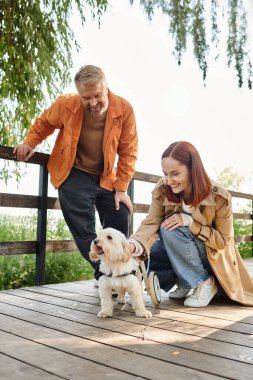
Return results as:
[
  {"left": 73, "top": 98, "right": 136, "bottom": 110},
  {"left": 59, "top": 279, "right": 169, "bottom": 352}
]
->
[
  {"left": 88, "top": 102, "right": 108, "bottom": 117},
  {"left": 87, "top": 98, "right": 109, "bottom": 117}
]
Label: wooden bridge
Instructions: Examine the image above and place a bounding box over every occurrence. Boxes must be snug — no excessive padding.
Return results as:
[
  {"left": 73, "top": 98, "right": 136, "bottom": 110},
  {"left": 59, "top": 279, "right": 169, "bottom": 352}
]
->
[
  {"left": 1, "top": 273, "right": 253, "bottom": 380},
  {"left": 0, "top": 145, "right": 253, "bottom": 379}
]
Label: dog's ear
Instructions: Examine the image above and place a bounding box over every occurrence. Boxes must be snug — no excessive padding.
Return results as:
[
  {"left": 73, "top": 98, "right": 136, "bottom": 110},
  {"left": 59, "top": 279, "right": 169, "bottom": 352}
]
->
[{"left": 122, "top": 239, "right": 132, "bottom": 263}]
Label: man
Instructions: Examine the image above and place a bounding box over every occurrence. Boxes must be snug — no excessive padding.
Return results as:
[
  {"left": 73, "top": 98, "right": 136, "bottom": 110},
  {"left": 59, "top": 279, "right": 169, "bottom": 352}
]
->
[{"left": 14, "top": 65, "right": 138, "bottom": 280}]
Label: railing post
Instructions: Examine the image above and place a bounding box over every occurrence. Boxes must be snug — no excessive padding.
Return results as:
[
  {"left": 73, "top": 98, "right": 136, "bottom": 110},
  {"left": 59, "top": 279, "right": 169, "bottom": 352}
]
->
[
  {"left": 127, "top": 179, "right": 134, "bottom": 235},
  {"left": 35, "top": 164, "right": 48, "bottom": 285}
]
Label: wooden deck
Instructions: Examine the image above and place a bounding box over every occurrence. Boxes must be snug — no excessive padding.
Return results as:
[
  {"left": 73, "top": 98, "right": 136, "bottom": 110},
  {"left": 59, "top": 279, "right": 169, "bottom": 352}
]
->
[{"left": 1, "top": 261, "right": 253, "bottom": 379}]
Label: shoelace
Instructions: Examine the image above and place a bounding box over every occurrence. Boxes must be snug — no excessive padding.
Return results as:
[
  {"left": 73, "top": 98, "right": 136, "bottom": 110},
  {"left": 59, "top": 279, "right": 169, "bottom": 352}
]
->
[
  {"left": 190, "top": 286, "right": 202, "bottom": 299},
  {"left": 173, "top": 287, "right": 189, "bottom": 294},
  {"left": 174, "top": 287, "right": 183, "bottom": 293}
]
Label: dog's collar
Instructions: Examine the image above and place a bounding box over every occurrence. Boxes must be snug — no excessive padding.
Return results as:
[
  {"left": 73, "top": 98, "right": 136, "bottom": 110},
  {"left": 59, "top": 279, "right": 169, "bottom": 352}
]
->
[{"left": 101, "top": 270, "right": 137, "bottom": 278}]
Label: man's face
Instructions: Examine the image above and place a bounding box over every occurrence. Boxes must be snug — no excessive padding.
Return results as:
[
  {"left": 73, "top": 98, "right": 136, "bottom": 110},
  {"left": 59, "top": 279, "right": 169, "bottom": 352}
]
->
[{"left": 75, "top": 80, "right": 109, "bottom": 117}]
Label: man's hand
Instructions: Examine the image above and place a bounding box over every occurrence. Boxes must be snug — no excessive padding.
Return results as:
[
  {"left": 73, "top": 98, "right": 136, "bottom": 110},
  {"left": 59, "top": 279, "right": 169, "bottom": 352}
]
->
[
  {"left": 13, "top": 143, "right": 34, "bottom": 161},
  {"left": 114, "top": 191, "right": 133, "bottom": 214}
]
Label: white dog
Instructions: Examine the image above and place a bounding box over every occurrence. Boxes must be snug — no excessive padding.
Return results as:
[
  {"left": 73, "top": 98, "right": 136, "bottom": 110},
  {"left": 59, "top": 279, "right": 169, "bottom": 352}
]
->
[{"left": 89, "top": 228, "right": 152, "bottom": 318}]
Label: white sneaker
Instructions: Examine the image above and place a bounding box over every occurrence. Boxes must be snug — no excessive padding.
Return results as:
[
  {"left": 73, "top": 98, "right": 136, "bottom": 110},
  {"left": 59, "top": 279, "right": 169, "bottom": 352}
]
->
[
  {"left": 169, "top": 285, "right": 192, "bottom": 299},
  {"left": 184, "top": 277, "right": 218, "bottom": 307}
]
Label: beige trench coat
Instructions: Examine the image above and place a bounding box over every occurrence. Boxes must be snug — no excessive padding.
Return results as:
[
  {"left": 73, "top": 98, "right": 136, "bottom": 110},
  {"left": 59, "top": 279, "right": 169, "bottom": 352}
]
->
[{"left": 132, "top": 178, "right": 253, "bottom": 306}]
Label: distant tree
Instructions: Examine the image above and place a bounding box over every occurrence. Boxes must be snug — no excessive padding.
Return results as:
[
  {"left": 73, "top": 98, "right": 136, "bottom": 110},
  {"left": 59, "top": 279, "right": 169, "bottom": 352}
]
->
[
  {"left": 133, "top": 0, "right": 253, "bottom": 88},
  {"left": 0, "top": 0, "right": 107, "bottom": 147},
  {"left": 216, "top": 166, "right": 252, "bottom": 258},
  {"left": 216, "top": 166, "right": 244, "bottom": 190}
]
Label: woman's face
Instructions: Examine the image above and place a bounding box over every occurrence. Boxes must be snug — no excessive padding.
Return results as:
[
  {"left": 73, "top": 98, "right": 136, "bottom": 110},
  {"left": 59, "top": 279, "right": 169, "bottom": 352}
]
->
[{"left": 161, "top": 157, "right": 192, "bottom": 199}]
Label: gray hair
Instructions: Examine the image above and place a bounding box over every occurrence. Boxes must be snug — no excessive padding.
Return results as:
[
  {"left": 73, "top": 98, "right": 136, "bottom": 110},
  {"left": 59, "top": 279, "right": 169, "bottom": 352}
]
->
[{"left": 74, "top": 65, "right": 106, "bottom": 85}]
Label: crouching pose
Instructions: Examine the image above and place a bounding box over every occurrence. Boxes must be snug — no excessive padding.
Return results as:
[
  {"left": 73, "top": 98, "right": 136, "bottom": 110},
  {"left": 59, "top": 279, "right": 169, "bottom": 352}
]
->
[
  {"left": 90, "top": 228, "right": 152, "bottom": 318},
  {"left": 128, "top": 141, "right": 253, "bottom": 308}
]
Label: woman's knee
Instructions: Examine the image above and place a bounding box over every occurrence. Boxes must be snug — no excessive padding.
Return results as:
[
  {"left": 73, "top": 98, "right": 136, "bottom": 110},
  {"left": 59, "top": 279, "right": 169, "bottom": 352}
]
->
[{"left": 159, "top": 226, "right": 187, "bottom": 239}]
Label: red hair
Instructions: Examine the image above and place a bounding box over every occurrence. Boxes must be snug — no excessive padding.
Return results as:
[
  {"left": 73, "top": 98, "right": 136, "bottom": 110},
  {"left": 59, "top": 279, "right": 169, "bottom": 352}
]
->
[{"left": 161, "top": 141, "right": 212, "bottom": 207}]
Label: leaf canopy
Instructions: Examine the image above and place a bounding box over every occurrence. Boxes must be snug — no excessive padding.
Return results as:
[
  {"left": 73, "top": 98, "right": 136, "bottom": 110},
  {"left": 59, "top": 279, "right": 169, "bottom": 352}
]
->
[
  {"left": 0, "top": 0, "right": 107, "bottom": 147},
  {"left": 133, "top": 0, "right": 252, "bottom": 86},
  {"left": 0, "top": 0, "right": 252, "bottom": 152}
]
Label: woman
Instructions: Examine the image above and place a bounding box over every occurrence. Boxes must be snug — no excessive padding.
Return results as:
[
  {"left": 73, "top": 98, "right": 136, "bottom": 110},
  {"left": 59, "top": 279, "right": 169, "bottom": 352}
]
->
[{"left": 129, "top": 141, "right": 253, "bottom": 307}]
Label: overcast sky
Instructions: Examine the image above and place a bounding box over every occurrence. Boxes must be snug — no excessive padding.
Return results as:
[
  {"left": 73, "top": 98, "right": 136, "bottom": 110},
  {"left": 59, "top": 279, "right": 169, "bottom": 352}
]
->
[
  {"left": 66, "top": 0, "right": 253, "bottom": 191},
  {"left": 1, "top": 0, "right": 253, "bottom": 206}
]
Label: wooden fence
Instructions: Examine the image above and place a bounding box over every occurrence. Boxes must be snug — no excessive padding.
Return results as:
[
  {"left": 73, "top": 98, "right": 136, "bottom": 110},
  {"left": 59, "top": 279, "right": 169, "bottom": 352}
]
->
[{"left": 0, "top": 144, "right": 252, "bottom": 285}]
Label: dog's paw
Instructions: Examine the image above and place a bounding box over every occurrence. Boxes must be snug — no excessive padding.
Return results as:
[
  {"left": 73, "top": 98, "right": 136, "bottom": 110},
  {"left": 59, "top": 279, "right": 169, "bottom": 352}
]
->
[
  {"left": 136, "top": 309, "right": 152, "bottom": 318},
  {"left": 97, "top": 310, "right": 113, "bottom": 318}
]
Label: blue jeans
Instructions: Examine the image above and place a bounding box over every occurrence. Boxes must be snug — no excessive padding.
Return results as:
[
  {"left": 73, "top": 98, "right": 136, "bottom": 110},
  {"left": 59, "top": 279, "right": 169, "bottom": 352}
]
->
[
  {"left": 58, "top": 168, "right": 130, "bottom": 279},
  {"left": 149, "top": 226, "right": 212, "bottom": 292},
  {"left": 148, "top": 240, "right": 177, "bottom": 292}
]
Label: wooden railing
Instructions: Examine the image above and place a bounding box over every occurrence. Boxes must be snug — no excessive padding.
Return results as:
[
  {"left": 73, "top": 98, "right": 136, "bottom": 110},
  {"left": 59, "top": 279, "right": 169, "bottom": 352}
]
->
[{"left": 0, "top": 144, "right": 252, "bottom": 285}]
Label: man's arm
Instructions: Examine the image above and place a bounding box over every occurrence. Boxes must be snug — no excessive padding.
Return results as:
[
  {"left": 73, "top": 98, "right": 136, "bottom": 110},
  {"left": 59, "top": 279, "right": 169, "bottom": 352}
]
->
[{"left": 13, "top": 97, "right": 63, "bottom": 161}]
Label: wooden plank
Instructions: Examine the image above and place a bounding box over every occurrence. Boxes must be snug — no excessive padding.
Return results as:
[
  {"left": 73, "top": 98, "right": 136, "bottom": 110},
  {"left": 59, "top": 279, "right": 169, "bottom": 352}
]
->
[
  {"left": 18, "top": 285, "right": 253, "bottom": 334},
  {"left": 0, "top": 329, "right": 136, "bottom": 380},
  {"left": 45, "top": 281, "right": 253, "bottom": 323},
  {"left": 46, "top": 240, "right": 77, "bottom": 253},
  {"left": 0, "top": 307, "right": 220, "bottom": 380},
  {"left": 0, "top": 145, "right": 49, "bottom": 166},
  {"left": 0, "top": 304, "right": 242, "bottom": 379},
  {"left": 0, "top": 193, "right": 39, "bottom": 208},
  {"left": 0, "top": 193, "right": 61, "bottom": 210},
  {"left": 1, "top": 293, "right": 253, "bottom": 379},
  {"left": 0, "top": 352, "right": 63, "bottom": 380},
  {"left": 132, "top": 170, "right": 253, "bottom": 200},
  {"left": 0, "top": 240, "right": 77, "bottom": 255},
  {"left": 133, "top": 171, "right": 161, "bottom": 183},
  {"left": 3, "top": 292, "right": 253, "bottom": 354},
  {"left": 0, "top": 193, "right": 252, "bottom": 219},
  {"left": 0, "top": 241, "right": 36, "bottom": 255},
  {"left": 0, "top": 144, "right": 252, "bottom": 202},
  {"left": 15, "top": 287, "right": 253, "bottom": 344},
  {"left": 233, "top": 212, "right": 252, "bottom": 220},
  {"left": 229, "top": 190, "right": 253, "bottom": 200},
  {"left": 82, "top": 277, "right": 253, "bottom": 316},
  {"left": 133, "top": 205, "right": 253, "bottom": 224},
  {"left": 134, "top": 204, "right": 150, "bottom": 213},
  {"left": 235, "top": 235, "right": 253, "bottom": 243}
]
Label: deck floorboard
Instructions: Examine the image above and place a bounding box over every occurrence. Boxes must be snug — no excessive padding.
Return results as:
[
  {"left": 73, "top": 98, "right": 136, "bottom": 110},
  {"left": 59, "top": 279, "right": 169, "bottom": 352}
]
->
[{"left": 1, "top": 258, "right": 253, "bottom": 379}]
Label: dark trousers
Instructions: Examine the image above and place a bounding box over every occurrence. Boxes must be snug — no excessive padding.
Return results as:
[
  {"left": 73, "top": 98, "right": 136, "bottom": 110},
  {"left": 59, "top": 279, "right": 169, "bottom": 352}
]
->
[{"left": 58, "top": 168, "right": 130, "bottom": 279}]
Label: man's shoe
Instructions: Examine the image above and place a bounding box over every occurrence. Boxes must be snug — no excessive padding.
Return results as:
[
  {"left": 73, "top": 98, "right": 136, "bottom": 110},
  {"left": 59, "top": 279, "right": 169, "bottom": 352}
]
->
[
  {"left": 169, "top": 286, "right": 192, "bottom": 299},
  {"left": 184, "top": 276, "right": 218, "bottom": 307}
]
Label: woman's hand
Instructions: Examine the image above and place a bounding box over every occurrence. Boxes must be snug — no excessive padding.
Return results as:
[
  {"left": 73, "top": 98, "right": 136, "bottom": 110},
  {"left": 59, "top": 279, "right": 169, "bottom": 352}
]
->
[{"left": 161, "top": 213, "right": 183, "bottom": 231}]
